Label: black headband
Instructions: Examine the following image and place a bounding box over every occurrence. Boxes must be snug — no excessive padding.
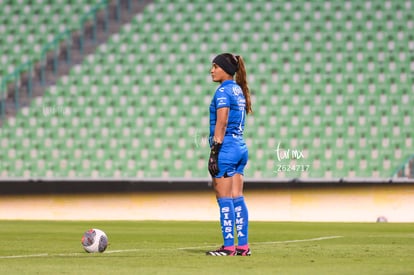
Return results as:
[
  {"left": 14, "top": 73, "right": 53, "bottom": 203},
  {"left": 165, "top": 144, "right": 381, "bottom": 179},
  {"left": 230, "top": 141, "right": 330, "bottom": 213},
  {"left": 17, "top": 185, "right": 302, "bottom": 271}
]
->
[{"left": 212, "top": 53, "right": 239, "bottom": 76}]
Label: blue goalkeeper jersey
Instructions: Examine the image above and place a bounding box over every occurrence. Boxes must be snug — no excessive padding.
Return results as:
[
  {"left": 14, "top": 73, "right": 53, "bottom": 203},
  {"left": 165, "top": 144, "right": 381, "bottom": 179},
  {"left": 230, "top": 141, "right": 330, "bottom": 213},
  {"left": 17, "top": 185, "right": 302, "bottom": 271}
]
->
[{"left": 209, "top": 80, "right": 246, "bottom": 139}]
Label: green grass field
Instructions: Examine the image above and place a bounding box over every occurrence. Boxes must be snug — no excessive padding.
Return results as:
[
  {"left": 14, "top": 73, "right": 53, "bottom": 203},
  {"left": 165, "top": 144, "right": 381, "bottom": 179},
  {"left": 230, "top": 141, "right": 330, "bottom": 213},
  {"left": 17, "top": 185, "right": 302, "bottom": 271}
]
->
[{"left": 0, "top": 220, "right": 413, "bottom": 275}]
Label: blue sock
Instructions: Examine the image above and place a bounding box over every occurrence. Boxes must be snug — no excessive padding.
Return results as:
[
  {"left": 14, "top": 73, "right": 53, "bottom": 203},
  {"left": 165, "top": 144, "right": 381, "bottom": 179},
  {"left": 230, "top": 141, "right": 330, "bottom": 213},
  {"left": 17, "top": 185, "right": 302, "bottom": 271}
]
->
[
  {"left": 217, "top": 197, "right": 235, "bottom": 248},
  {"left": 233, "top": 196, "right": 249, "bottom": 246}
]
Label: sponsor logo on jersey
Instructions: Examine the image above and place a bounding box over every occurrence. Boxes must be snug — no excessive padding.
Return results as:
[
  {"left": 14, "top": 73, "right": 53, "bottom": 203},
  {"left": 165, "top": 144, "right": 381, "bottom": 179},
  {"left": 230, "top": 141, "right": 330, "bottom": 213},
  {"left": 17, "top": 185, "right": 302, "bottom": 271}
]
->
[
  {"left": 217, "top": 96, "right": 228, "bottom": 106},
  {"left": 232, "top": 86, "right": 242, "bottom": 96}
]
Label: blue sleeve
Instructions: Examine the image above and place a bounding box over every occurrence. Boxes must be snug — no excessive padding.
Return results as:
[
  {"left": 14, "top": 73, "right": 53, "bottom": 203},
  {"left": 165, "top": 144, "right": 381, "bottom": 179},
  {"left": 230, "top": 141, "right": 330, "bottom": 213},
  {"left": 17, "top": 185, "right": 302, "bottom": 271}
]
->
[{"left": 213, "top": 89, "right": 231, "bottom": 109}]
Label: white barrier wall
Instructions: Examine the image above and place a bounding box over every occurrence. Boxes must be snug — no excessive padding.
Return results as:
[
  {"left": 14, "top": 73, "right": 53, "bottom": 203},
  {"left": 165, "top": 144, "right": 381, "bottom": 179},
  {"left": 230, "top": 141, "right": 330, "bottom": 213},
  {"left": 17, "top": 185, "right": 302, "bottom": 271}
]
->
[{"left": 1, "top": 185, "right": 413, "bottom": 222}]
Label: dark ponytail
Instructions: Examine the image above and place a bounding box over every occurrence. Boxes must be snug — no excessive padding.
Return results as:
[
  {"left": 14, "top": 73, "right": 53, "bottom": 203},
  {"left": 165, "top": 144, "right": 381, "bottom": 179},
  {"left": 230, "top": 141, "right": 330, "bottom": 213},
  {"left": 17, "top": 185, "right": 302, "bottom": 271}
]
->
[{"left": 235, "top": 55, "right": 253, "bottom": 114}]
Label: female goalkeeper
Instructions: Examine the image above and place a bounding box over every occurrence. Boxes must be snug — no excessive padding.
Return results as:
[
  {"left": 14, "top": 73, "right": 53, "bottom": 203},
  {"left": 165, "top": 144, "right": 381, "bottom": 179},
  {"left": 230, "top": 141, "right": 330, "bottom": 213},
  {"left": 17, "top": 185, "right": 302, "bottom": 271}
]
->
[{"left": 206, "top": 53, "right": 253, "bottom": 256}]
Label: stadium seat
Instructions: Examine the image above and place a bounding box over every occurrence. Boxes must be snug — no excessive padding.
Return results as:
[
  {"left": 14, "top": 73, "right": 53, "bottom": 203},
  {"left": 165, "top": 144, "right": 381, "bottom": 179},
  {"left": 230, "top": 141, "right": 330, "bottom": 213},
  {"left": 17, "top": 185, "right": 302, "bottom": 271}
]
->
[
  {"left": 0, "top": 0, "right": 105, "bottom": 78},
  {"left": 1, "top": 0, "right": 413, "bottom": 179}
]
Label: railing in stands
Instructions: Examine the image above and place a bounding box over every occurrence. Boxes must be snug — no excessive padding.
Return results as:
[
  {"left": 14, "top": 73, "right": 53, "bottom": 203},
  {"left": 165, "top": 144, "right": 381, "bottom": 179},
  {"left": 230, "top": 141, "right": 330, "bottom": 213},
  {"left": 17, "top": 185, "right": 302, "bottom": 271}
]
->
[
  {"left": 392, "top": 154, "right": 414, "bottom": 178},
  {"left": 0, "top": 0, "right": 129, "bottom": 122}
]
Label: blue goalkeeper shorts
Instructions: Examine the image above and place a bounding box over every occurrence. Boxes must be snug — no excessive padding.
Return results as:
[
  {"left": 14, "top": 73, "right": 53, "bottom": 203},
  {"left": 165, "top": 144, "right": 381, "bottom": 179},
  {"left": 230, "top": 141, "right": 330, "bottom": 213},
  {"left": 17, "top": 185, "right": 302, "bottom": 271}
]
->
[{"left": 213, "top": 135, "right": 248, "bottom": 178}]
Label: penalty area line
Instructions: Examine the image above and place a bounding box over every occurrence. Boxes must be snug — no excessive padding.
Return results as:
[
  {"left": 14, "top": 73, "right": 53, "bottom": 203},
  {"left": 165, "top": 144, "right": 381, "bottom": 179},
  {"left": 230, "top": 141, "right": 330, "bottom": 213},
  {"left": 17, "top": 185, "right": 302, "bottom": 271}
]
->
[
  {"left": 177, "top": 235, "right": 344, "bottom": 250},
  {"left": 251, "top": 235, "right": 344, "bottom": 246},
  {"left": 0, "top": 236, "right": 343, "bottom": 259},
  {"left": 0, "top": 253, "right": 49, "bottom": 259}
]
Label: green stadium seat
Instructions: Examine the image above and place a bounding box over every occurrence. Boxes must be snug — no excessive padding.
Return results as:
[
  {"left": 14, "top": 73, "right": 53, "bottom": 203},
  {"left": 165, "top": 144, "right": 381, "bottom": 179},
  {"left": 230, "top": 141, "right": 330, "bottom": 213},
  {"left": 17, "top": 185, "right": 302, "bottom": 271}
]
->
[{"left": 1, "top": 0, "right": 413, "bottom": 179}]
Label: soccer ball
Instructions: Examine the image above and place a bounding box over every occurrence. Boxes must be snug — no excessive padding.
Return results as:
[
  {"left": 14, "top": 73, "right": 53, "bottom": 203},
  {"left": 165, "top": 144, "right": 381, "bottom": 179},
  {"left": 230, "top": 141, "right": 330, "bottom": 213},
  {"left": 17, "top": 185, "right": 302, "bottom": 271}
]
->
[
  {"left": 81, "top": 228, "right": 108, "bottom": 253},
  {"left": 376, "top": 216, "right": 388, "bottom": 223}
]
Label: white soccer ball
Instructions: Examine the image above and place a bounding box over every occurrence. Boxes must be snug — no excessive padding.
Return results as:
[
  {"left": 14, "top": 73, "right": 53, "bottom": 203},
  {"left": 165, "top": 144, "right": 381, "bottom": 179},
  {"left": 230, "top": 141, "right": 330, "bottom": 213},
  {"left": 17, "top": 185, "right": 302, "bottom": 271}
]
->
[
  {"left": 376, "top": 216, "right": 388, "bottom": 223},
  {"left": 81, "top": 228, "right": 108, "bottom": 253}
]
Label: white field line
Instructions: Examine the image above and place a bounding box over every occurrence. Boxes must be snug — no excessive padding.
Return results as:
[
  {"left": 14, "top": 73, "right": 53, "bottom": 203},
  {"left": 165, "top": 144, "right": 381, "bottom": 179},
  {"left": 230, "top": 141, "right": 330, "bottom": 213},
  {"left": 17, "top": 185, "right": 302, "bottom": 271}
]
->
[
  {"left": 251, "top": 235, "right": 344, "bottom": 245},
  {"left": 176, "top": 235, "right": 344, "bottom": 250},
  {"left": 0, "top": 253, "right": 49, "bottom": 259},
  {"left": 0, "top": 235, "right": 343, "bottom": 259}
]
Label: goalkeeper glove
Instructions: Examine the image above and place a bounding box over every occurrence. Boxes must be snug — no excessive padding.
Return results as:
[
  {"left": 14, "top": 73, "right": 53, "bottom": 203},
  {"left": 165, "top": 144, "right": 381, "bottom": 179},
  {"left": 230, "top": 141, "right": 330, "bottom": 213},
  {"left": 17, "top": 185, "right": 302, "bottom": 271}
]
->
[{"left": 208, "top": 141, "right": 222, "bottom": 177}]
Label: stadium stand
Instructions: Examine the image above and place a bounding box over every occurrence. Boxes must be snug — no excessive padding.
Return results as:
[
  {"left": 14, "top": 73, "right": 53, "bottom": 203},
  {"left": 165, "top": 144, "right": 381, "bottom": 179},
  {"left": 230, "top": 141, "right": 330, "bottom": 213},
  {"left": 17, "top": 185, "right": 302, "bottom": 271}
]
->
[
  {"left": 0, "top": 0, "right": 413, "bottom": 179},
  {"left": 0, "top": 0, "right": 103, "bottom": 80}
]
